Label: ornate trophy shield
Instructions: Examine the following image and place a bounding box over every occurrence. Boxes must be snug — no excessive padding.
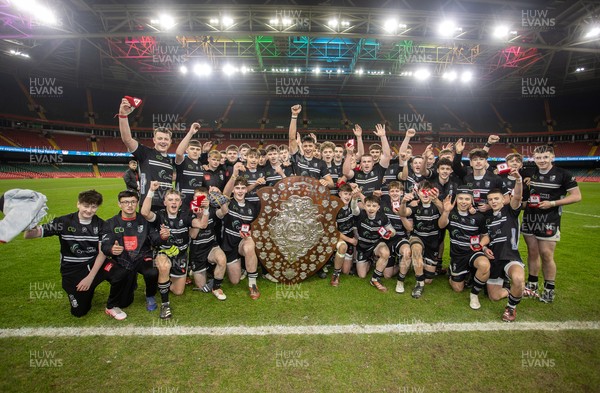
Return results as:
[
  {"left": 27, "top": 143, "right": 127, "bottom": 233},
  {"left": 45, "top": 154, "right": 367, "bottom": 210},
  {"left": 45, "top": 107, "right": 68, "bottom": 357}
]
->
[{"left": 253, "top": 176, "right": 342, "bottom": 284}]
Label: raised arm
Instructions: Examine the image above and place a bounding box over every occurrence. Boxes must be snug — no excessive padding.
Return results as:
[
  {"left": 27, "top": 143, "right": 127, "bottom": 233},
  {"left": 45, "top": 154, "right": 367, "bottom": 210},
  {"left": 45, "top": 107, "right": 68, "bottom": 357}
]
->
[
  {"left": 483, "top": 135, "right": 499, "bottom": 153},
  {"left": 438, "top": 195, "right": 455, "bottom": 229},
  {"left": 510, "top": 168, "right": 523, "bottom": 210},
  {"left": 375, "top": 124, "right": 391, "bottom": 168},
  {"left": 342, "top": 143, "right": 356, "bottom": 180},
  {"left": 118, "top": 98, "right": 139, "bottom": 153},
  {"left": 141, "top": 181, "right": 159, "bottom": 221},
  {"left": 353, "top": 124, "right": 364, "bottom": 161},
  {"left": 175, "top": 122, "right": 201, "bottom": 165},
  {"left": 398, "top": 128, "right": 415, "bottom": 155},
  {"left": 289, "top": 104, "right": 302, "bottom": 155},
  {"left": 223, "top": 162, "right": 245, "bottom": 197}
]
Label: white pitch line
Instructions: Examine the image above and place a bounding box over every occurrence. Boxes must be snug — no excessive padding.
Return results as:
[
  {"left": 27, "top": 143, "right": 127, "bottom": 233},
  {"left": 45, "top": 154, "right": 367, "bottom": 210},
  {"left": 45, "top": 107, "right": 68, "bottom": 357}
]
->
[
  {"left": 563, "top": 211, "right": 600, "bottom": 218},
  {"left": 0, "top": 321, "right": 598, "bottom": 338},
  {"left": 583, "top": 225, "right": 600, "bottom": 228}
]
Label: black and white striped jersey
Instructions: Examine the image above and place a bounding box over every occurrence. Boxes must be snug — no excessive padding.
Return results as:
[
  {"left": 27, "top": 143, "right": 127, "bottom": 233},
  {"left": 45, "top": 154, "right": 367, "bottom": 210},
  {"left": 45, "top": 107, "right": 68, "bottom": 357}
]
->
[{"left": 133, "top": 144, "right": 174, "bottom": 207}]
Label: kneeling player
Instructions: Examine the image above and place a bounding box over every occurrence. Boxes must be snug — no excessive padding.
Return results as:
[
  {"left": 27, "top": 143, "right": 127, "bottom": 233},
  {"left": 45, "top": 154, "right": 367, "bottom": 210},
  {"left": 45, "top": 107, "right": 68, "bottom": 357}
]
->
[
  {"left": 24, "top": 190, "right": 116, "bottom": 318},
  {"left": 188, "top": 187, "right": 227, "bottom": 300},
  {"left": 484, "top": 169, "right": 525, "bottom": 322},
  {"left": 330, "top": 183, "right": 358, "bottom": 287},
  {"left": 379, "top": 181, "right": 412, "bottom": 291},
  {"left": 220, "top": 172, "right": 261, "bottom": 299},
  {"left": 398, "top": 181, "right": 443, "bottom": 298},
  {"left": 353, "top": 195, "right": 396, "bottom": 292},
  {"left": 439, "top": 188, "right": 490, "bottom": 310},
  {"left": 141, "top": 182, "right": 204, "bottom": 319}
]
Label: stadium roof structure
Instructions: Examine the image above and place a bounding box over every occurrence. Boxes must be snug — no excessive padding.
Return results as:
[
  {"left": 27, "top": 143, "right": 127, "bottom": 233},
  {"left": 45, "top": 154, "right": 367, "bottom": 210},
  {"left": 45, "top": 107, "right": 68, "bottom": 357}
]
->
[{"left": 0, "top": 0, "right": 599, "bottom": 99}]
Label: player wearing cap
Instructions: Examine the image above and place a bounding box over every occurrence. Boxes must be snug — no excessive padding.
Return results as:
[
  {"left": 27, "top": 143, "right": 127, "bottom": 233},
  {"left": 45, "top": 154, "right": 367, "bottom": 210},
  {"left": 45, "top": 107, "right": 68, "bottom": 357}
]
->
[
  {"left": 439, "top": 187, "right": 491, "bottom": 310},
  {"left": 521, "top": 145, "right": 582, "bottom": 303}
]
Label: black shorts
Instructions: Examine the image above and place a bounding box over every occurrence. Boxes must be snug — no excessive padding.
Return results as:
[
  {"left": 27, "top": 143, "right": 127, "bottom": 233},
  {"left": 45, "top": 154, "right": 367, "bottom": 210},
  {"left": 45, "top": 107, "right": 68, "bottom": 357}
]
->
[
  {"left": 449, "top": 252, "right": 486, "bottom": 282},
  {"left": 163, "top": 254, "right": 188, "bottom": 278},
  {"left": 189, "top": 242, "right": 220, "bottom": 273},
  {"left": 409, "top": 236, "right": 439, "bottom": 265},
  {"left": 225, "top": 248, "right": 241, "bottom": 264},
  {"left": 521, "top": 211, "right": 561, "bottom": 241},
  {"left": 488, "top": 260, "right": 524, "bottom": 286},
  {"left": 385, "top": 236, "right": 409, "bottom": 267},
  {"left": 355, "top": 244, "right": 377, "bottom": 264}
]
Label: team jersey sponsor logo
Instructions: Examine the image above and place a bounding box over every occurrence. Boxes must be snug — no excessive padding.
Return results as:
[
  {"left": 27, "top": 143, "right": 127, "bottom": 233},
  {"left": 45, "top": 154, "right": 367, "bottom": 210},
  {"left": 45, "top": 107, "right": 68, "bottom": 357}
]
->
[{"left": 123, "top": 236, "right": 138, "bottom": 251}]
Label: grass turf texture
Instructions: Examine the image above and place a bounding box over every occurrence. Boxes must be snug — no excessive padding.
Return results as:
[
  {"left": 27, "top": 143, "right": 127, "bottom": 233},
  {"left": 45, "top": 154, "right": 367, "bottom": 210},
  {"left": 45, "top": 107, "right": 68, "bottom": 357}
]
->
[{"left": 0, "top": 179, "right": 599, "bottom": 392}]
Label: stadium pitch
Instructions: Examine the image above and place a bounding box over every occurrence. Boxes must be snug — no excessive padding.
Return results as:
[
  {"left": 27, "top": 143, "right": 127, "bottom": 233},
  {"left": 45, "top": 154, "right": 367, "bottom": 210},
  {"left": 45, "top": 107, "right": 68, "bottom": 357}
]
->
[{"left": 0, "top": 178, "right": 599, "bottom": 392}]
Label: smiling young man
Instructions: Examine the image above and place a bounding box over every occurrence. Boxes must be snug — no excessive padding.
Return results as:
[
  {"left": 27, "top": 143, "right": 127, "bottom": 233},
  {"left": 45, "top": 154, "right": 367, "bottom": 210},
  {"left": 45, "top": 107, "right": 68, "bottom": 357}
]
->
[
  {"left": 175, "top": 123, "right": 204, "bottom": 208},
  {"left": 521, "top": 145, "right": 582, "bottom": 303},
  {"left": 100, "top": 190, "right": 162, "bottom": 319},
  {"left": 438, "top": 188, "right": 491, "bottom": 310},
  {"left": 118, "top": 98, "right": 174, "bottom": 211},
  {"left": 141, "top": 182, "right": 204, "bottom": 319},
  {"left": 483, "top": 167, "right": 526, "bottom": 322},
  {"left": 343, "top": 124, "right": 391, "bottom": 197},
  {"left": 220, "top": 171, "right": 261, "bottom": 299},
  {"left": 330, "top": 183, "right": 358, "bottom": 286},
  {"left": 288, "top": 105, "right": 334, "bottom": 188},
  {"left": 24, "top": 190, "right": 117, "bottom": 318}
]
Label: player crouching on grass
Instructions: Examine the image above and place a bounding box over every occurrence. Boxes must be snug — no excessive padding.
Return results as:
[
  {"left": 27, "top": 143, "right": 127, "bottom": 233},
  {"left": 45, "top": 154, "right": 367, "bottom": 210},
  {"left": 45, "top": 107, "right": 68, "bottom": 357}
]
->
[
  {"left": 141, "top": 182, "right": 205, "bottom": 319},
  {"left": 438, "top": 188, "right": 491, "bottom": 310},
  {"left": 188, "top": 187, "right": 227, "bottom": 301},
  {"left": 330, "top": 183, "right": 359, "bottom": 287},
  {"left": 483, "top": 168, "right": 525, "bottom": 322},
  {"left": 397, "top": 181, "right": 443, "bottom": 298},
  {"left": 353, "top": 194, "right": 396, "bottom": 292},
  {"left": 24, "top": 190, "right": 121, "bottom": 319},
  {"left": 99, "top": 190, "right": 163, "bottom": 320},
  {"left": 220, "top": 170, "right": 261, "bottom": 299}
]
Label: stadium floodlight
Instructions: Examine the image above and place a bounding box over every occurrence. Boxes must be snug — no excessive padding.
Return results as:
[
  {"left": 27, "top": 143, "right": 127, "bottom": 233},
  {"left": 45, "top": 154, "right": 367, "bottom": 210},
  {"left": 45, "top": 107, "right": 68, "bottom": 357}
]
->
[
  {"left": 222, "top": 16, "right": 234, "bottom": 27},
  {"left": 356, "top": 68, "right": 364, "bottom": 75},
  {"left": 584, "top": 26, "right": 600, "bottom": 39},
  {"left": 158, "top": 14, "right": 176, "bottom": 30},
  {"left": 575, "top": 67, "right": 585, "bottom": 72},
  {"left": 194, "top": 63, "right": 212, "bottom": 76},
  {"left": 442, "top": 71, "right": 457, "bottom": 81},
  {"left": 414, "top": 68, "right": 431, "bottom": 81},
  {"left": 438, "top": 20, "right": 460, "bottom": 37},
  {"left": 384, "top": 18, "right": 398, "bottom": 33},
  {"left": 9, "top": 49, "right": 30, "bottom": 58},
  {"left": 493, "top": 25, "right": 510, "bottom": 38},
  {"left": 240, "top": 66, "right": 249, "bottom": 74},
  {"left": 223, "top": 64, "right": 236, "bottom": 76},
  {"left": 269, "top": 18, "right": 278, "bottom": 25},
  {"left": 461, "top": 71, "right": 473, "bottom": 83},
  {"left": 328, "top": 19, "right": 339, "bottom": 28},
  {"left": 294, "top": 67, "right": 301, "bottom": 73},
  {"left": 179, "top": 65, "right": 188, "bottom": 75},
  {"left": 337, "top": 68, "right": 342, "bottom": 74},
  {"left": 341, "top": 20, "right": 350, "bottom": 27},
  {"left": 10, "top": 0, "right": 59, "bottom": 26},
  {"left": 314, "top": 67, "right": 321, "bottom": 74},
  {"left": 209, "top": 18, "right": 219, "bottom": 24},
  {"left": 282, "top": 18, "right": 292, "bottom": 26}
]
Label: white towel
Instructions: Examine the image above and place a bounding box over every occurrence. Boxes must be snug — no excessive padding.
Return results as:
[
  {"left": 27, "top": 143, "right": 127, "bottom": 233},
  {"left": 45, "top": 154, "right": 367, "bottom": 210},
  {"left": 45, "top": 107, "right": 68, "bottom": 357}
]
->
[{"left": 0, "top": 189, "right": 48, "bottom": 243}]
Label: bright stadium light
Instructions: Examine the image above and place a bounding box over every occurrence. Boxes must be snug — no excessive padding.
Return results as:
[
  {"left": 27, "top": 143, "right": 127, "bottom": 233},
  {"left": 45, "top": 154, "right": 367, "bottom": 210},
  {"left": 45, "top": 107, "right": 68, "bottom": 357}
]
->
[
  {"left": 194, "top": 63, "right": 212, "bottom": 76},
  {"left": 223, "top": 64, "right": 237, "bottom": 76},
  {"left": 314, "top": 67, "right": 321, "bottom": 74},
  {"left": 179, "top": 65, "right": 188, "bottom": 74},
  {"left": 493, "top": 25, "right": 510, "bottom": 38},
  {"left": 442, "top": 70, "right": 457, "bottom": 81},
  {"left": 356, "top": 68, "right": 364, "bottom": 75},
  {"left": 414, "top": 68, "right": 431, "bottom": 81},
  {"left": 461, "top": 71, "right": 473, "bottom": 83},
  {"left": 328, "top": 19, "right": 339, "bottom": 28},
  {"left": 439, "top": 20, "right": 461, "bottom": 37},
  {"left": 222, "top": 16, "right": 234, "bottom": 27},
  {"left": 384, "top": 18, "right": 398, "bottom": 33},
  {"left": 158, "top": 14, "right": 176, "bottom": 30},
  {"left": 584, "top": 26, "right": 600, "bottom": 38},
  {"left": 10, "top": 0, "right": 59, "bottom": 26}
]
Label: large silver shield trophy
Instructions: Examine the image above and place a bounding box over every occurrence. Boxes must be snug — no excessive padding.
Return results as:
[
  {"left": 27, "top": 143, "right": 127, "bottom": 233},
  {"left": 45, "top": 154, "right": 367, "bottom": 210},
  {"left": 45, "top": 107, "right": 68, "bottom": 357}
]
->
[{"left": 253, "top": 176, "right": 342, "bottom": 284}]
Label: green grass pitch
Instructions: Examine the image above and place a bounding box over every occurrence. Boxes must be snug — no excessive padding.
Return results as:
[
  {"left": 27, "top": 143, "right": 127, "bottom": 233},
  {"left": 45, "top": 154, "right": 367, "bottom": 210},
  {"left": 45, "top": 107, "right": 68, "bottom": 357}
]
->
[{"left": 0, "top": 178, "right": 599, "bottom": 392}]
